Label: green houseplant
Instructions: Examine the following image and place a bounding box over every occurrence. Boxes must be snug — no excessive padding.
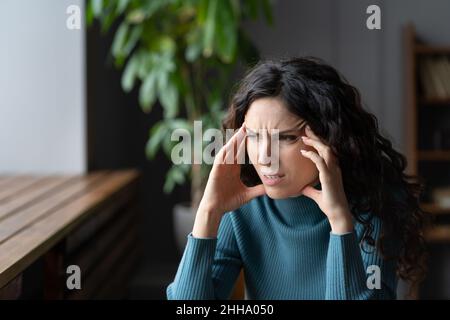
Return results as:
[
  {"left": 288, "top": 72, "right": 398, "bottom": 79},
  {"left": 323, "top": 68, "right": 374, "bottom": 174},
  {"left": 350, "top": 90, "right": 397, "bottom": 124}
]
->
[{"left": 87, "top": 0, "right": 273, "bottom": 249}]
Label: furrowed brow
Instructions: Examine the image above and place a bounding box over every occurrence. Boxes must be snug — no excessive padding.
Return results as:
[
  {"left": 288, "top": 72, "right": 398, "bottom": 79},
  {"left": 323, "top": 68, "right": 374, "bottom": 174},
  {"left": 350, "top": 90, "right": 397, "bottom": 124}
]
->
[
  {"left": 244, "top": 121, "right": 307, "bottom": 135},
  {"left": 278, "top": 121, "right": 307, "bottom": 134}
]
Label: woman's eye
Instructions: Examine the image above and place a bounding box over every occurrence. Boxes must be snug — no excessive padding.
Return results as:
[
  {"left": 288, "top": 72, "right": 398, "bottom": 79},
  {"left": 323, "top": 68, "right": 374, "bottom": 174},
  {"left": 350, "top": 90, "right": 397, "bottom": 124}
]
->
[{"left": 279, "top": 135, "right": 298, "bottom": 142}]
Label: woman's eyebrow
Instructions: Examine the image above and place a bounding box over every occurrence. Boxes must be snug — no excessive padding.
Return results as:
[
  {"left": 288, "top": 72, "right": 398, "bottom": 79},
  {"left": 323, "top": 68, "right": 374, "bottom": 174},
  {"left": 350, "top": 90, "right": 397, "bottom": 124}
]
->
[
  {"left": 278, "top": 122, "right": 307, "bottom": 134},
  {"left": 244, "top": 122, "right": 307, "bottom": 135}
]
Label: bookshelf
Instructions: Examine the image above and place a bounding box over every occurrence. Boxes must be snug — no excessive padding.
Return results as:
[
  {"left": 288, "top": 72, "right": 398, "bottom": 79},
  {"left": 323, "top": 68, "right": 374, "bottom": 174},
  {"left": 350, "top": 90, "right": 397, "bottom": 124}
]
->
[
  {"left": 404, "top": 23, "right": 450, "bottom": 300},
  {"left": 405, "top": 24, "right": 450, "bottom": 243}
]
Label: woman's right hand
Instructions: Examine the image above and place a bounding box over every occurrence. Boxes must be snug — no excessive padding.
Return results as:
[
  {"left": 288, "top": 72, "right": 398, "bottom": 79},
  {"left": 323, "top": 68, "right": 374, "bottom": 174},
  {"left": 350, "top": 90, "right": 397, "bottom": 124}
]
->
[{"left": 193, "top": 125, "right": 266, "bottom": 238}]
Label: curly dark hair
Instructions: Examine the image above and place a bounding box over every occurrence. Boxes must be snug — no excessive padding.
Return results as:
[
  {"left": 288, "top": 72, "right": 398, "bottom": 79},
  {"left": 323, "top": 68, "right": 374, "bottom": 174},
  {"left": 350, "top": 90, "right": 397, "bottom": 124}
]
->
[{"left": 223, "top": 56, "right": 429, "bottom": 292}]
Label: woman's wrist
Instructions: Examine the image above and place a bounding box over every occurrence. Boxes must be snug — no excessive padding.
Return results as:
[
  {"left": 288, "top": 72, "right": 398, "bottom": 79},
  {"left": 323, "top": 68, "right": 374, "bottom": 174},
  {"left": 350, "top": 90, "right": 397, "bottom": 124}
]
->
[
  {"left": 192, "top": 205, "right": 222, "bottom": 238},
  {"left": 328, "top": 210, "right": 354, "bottom": 234}
]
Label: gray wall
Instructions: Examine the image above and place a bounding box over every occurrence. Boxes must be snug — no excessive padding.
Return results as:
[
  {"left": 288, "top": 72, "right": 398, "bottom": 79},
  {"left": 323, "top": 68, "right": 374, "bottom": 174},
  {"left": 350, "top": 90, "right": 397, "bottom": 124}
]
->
[
  {"left": 246, "top": 0, "right": 450, "bottom": 153},
  {"left": 0, "top": 0, "right": 86, "bottom": 174}
]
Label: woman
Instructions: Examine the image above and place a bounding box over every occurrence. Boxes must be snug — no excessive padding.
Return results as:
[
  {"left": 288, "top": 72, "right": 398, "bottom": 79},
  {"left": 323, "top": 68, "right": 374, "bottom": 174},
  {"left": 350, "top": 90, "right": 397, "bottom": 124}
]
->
[{"left": 166, "top": 57, "right": 427, "bottom": 300}]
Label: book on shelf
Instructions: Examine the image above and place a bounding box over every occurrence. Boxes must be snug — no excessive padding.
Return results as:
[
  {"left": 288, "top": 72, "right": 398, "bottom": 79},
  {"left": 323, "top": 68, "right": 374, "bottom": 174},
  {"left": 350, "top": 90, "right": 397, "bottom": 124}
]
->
[
  {"left": 432, "top": 186, "right": 450, "bottom": 208},
  {"left": 419, "top": 56, "right": 450, "bottom": 101}
]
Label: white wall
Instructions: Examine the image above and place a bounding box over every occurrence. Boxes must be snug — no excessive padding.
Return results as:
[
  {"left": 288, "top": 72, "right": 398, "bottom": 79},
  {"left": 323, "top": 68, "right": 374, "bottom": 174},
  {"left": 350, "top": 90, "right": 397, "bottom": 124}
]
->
[{"left": 0, "top": 0, "right": 86, "bottom": 174}]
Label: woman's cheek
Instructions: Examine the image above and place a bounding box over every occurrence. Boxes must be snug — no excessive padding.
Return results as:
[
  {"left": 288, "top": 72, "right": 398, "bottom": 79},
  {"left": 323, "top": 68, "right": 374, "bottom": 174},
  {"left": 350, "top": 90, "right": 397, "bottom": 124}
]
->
[
  {"left": 301, "top": 157, "right": 319, "bottom": 182},
  {"left": 287, "top": 147, "right": 318, "bottom": 180},
  {"left": 246, "top": 140, "right": 258, "bottom": 165}
]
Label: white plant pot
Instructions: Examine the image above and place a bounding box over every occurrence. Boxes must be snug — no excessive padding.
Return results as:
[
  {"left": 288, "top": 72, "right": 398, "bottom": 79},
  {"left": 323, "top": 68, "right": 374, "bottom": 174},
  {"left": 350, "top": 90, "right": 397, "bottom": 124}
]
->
[{"left": 173, "top": 203, "right": 196, "bottom": 255}]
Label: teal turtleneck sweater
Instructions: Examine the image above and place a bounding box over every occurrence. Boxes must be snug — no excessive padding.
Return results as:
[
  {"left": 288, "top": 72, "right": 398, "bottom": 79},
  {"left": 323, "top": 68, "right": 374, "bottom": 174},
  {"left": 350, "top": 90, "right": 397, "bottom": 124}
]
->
[{"left": 166, "top": 194, "right": 398, "bottom": 300}]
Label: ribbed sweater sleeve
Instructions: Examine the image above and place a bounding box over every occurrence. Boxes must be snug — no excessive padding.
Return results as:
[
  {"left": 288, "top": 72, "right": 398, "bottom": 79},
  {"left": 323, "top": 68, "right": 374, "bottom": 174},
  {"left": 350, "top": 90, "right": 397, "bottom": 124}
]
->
[
  {"left": 325, "top": 217, "right": 397, "bottom": 300},
  {"left": 166, "top": 212, "right": 242, "bottom": 300}
]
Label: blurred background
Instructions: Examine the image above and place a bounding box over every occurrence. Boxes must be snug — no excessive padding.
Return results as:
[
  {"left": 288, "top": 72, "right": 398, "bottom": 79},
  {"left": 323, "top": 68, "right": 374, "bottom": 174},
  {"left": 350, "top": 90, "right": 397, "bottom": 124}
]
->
[{"left": 1, "top": 0, "right": 450, "bottom": 300}]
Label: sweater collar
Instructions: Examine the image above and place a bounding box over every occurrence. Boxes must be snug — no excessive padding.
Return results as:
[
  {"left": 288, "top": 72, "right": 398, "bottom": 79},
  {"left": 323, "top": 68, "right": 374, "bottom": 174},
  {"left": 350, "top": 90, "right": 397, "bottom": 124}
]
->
[{"left": 265, "top": 184, "right": 326, "bottom": 227}]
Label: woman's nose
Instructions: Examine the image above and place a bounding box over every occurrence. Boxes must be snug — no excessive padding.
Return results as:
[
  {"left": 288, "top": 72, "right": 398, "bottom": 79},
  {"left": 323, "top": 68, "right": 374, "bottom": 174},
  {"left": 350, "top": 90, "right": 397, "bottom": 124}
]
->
[{"left": 257, "top": 133, "right": 271, "bottom": 166}]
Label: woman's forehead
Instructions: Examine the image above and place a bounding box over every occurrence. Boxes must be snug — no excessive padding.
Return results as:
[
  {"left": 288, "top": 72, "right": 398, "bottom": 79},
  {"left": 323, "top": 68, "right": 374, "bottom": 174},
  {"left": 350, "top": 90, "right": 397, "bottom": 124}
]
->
[
  {"left": 244, "top": 112, "right": 305, "bottom": 132},
  {"left": 244, "top": 97, "right": 304, "bottom": 128}
]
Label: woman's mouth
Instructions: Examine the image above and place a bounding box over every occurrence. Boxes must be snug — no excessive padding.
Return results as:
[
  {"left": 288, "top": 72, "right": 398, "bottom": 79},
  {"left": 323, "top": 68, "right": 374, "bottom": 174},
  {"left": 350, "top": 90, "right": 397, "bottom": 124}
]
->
[{"left": 261, "top": 174, "right": 285, "bottom": 186}]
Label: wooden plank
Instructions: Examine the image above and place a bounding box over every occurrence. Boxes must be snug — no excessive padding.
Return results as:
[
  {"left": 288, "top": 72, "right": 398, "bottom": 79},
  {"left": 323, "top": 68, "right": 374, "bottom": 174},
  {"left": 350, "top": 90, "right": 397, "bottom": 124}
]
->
[
  {"left": 0, "top": 176, "right": 44, "bottom": 203},
  {"left": 94, "top": 245, "right": 140, "bottom": 300},
  {"left": 419, "top": 98, "right": 450, "bottom": 105},
  {"left": 425, "top": 225, "right": 450, "bottom": 242},
  {"left": 417, "top": 150, "right": 450, "bottom": 162},
  {"left": 421, "top": 203, "right": 450, "bottom": 215},
  {"left": 65, "top": 186, "right": 137, "bottom": 254},
  {"left": 0, "top": 172, "right": 107, "bottom": 245},
  {"left": 67, "top": 205, "right": 138, "bottom": 279},
  {"left": 0, "top": 274, "right": 22, "bottom": 300},
  {"left": 66, "top": 227, "right": 138, "bottom": 300},
  {"left": 0, "top": 176, "right": 76, "bottom": 221},
  {"left": 0, "top": 170, "right": 139, "bottom": 288},
  {"left": 0, "top": 176, "right": 18, "bottom": 188},
  {"left": 43, "top": 241, "right": 66, "bottom": 300},
  {"left": 415, "top": 45, "right": 450, "bottom": 54}
]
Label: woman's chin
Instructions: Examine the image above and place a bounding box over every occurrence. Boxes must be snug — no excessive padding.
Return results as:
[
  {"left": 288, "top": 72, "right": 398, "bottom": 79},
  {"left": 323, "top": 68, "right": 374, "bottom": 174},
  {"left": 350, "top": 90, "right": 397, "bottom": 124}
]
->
[{"left": 264, "top": 186, "right": 302, "bottom": 199}]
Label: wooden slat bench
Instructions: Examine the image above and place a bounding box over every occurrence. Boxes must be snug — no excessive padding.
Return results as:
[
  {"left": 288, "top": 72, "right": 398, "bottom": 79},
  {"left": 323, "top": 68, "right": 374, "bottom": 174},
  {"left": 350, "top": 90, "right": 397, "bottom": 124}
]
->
[{"left": 0, "top": 170, "right": 141, "bottom": 299}]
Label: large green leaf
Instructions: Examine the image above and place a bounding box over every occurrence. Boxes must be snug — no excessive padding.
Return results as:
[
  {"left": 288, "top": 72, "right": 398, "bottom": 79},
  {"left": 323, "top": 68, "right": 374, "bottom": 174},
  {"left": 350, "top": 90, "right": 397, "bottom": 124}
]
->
[
  {"left": 168, "top": 118, "right": 192, "bottom": 132},
  {"left": 146, "top": 121, "right": 169, "bottom": 158},
  {"left": 185, "top": 29, "right": 202, "bottom": 62},
  {"left": 150, "top": 35, "right": 177, "bottom": 57},
  {"left": 139, "top": 72, "right": 157, "bottom": 112},
  {"left": 112, "top": 22, "right": 129, "bottom": 58},
  {"left": 164, "top": 165, "right": 188, "bottom": 193},
  {"left": 122, "top": 25, "right": 142, "bottom": 57},
  {"left": 121, "top": 52, "right": 140, "bottom": 92},
  {"left": 99, "top": 2, "right": 119, "bottom": 33},
  {"left": 197, "top": 0, "right": 208, "bottom": 24},
  {"left": 215, "top": 0, "right": 237, "bottom": 63},
  {"left": 159, "top": 79, "right": 179, "bottom": 118},
  {"left": 116, "top": 0, "right": 130, "bottom": 14},
  {"left": 91, "top": 0, "right": 103, "bottom": 17},
  {"left": 202, "top": 0, "right": 218, "bottom": 57}
]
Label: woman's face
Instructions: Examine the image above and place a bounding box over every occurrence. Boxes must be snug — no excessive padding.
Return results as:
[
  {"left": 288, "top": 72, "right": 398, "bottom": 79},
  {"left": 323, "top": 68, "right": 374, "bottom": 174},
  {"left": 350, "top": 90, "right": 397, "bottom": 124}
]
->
[{"left": 244, "top": 97, "right": 319, "bottom": 199}]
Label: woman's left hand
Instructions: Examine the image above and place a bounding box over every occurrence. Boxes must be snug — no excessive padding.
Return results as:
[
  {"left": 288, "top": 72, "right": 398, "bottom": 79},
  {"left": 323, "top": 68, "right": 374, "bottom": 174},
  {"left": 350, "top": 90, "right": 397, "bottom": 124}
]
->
[{"left": 300, "top": 126, "right": 354, "bottom": 234}]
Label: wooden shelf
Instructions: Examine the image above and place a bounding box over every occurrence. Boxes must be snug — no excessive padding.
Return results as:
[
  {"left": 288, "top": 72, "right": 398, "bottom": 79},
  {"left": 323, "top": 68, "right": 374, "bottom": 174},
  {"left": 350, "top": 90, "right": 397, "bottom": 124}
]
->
[
  {"left": 419, "top": 98, "right": 450, "bottom": 105},
  {"left": 415, "top": 44, "right": 450, "bottom": 55},
  {"left": 418, "top": 150, "right": 450, "bottom": 161},
  {"left": 425, "top": 225, "right": 450, "bottom": 242},
  {"left": 405, "top": 24, "right": 450, "bottom": 300},
  {"left": 421, "top": 203, "right": 450, "bottom": 215}
]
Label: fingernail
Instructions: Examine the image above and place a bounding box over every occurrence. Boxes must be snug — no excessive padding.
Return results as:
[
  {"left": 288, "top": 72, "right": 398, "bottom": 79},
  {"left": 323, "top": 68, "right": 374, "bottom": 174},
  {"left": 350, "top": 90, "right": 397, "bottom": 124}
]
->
[
  {"left": 301, "top": 136, "right": 307, "bottom": 140},
  {"left": 300, "top": 149, "right": 306, "bottom": 153}
]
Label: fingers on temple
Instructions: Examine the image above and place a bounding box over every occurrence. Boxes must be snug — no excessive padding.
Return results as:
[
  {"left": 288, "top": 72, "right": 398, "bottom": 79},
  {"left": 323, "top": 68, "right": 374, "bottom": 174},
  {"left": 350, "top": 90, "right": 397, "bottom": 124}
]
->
[{"left": 216, "top": 126, "right": 246, "bottom": 165}]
